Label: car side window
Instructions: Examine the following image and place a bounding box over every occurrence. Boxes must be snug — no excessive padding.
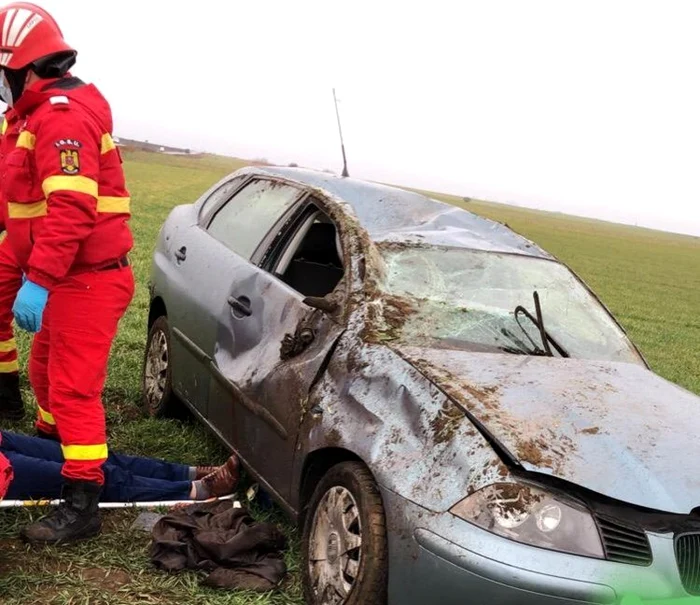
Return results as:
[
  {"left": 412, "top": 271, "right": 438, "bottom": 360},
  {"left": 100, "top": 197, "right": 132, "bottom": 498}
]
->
[
  {"left": 206, "top": 179, "right": 303, "bottom": 260},
  {"left": 197, "top": 175, "right": 247, "bottom": 226},
  {"left": 269, "top": 204, "right": 345, "bottom": 298}
]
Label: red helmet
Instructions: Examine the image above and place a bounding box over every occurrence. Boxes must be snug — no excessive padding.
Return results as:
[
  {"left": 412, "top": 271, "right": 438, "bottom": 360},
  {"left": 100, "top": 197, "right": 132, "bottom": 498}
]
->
[{"left": 0, "top": 2, "right": 74, "bottom": 70}]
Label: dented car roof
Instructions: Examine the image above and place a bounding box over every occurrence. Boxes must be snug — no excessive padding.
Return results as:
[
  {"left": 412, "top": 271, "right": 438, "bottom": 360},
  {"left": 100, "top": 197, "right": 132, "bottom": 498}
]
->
[{"left": 244, "top": 166, "right": 554, "bottom": 259}]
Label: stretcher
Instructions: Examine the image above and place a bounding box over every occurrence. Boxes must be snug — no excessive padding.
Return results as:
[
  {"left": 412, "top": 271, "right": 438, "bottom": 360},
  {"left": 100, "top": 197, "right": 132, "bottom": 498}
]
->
[{"left": 0, "top": 493, "right": 240, "bottom": 508}]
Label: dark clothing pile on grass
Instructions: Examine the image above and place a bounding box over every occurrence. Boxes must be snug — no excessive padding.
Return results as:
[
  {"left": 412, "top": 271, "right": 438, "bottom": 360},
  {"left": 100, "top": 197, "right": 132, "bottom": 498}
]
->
[{"left": 150, "top": 499, "right": 288, "bottom": 591}]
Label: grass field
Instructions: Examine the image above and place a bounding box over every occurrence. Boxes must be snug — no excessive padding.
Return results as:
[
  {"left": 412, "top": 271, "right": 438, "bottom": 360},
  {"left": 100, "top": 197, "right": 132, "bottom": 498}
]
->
[{"left": 0, "top": 150, "right": 698, "bottom": 603}]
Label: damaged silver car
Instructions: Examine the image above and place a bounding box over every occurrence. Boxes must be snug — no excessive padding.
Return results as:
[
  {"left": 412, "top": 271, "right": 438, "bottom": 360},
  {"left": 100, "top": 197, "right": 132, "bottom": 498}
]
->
[{"left": 143, "top": 166, "right": 700, "bottom": 604}]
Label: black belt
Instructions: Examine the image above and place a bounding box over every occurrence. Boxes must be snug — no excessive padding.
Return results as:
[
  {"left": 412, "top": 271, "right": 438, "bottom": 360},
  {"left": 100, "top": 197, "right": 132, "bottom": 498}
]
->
[{"left": 96, "top": 256, "right": 130, "bottom": 272}]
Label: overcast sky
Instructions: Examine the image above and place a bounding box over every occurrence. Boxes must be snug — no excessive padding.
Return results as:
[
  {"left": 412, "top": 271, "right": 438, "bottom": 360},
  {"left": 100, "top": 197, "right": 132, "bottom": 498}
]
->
[{"left": 16, "top": 0, "right": 700, "bottom": 236}]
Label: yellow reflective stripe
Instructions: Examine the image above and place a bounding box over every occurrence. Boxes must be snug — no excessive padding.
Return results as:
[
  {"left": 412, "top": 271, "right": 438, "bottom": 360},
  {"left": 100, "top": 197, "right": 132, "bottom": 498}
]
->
[
  {"left": 0, "top": 338, "right": 16, "bottom": 353},
  {"left": 0, "top": 360, "right": 18, "bottom": 372},
  {"left": 61, "top": 443, "right": 108, "bottom": 461},
  {"left": 38, "top": 406, "right": 56, "bottom": 425},
  {"left": 101, "top": 133, "right": 115, "bottom": 154},
  {"left": 8, "top": 196, "right": 129, "bottom": 218},
  {"left": 96, "top": 196, "right": 130, "bottom": 213},
  {"left": 1, "top": 119, "right": 7, "bottom": 135},
  {"left": 8, "top": 200, "right": 47, "bottom": 218},
  {"left": 16, "top": 131, "right": 36, "bottom": 150},
  {"left": 42, "top": 175, "right": 98, "bottom": 198}
]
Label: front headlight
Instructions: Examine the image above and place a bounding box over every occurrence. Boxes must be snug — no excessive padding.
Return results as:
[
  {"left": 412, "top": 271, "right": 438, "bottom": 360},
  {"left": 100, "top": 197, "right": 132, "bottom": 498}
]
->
[{"left": 450, "top": 482, "right": 604, "bottom": 559}]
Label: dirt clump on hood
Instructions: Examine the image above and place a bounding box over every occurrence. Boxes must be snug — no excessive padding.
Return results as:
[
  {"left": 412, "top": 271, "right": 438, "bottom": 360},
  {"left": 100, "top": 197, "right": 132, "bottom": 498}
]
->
[
  {"left": 429, "top": 401, "right": 464, "bottom": 444},
  {"left": 516, "top": 438, "right": 554, "bottom": 467}
]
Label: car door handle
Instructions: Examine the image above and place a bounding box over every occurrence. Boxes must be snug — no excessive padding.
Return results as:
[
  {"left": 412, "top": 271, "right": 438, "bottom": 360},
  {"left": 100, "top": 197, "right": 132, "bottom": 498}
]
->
[
  {"left": 228, "top": 296, "right": 252, "bottom": 317},
  {"left": 174, "top": 246, "right": 187, "bottom": 262}
]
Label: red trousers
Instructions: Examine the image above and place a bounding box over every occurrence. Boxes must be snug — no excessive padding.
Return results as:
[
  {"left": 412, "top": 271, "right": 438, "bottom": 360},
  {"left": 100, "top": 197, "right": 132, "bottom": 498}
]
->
[
  {"left": 0, "top": 240, "right": 22, "bottom": 376},
  {"left": 30, "top": 264, "right": 134, "bottom": 485}
]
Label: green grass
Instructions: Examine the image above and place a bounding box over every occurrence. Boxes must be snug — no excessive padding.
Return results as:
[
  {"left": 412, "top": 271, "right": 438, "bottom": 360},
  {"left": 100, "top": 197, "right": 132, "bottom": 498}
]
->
[{"left": 0, "top": 150, "right": 698, "bottom": 602}]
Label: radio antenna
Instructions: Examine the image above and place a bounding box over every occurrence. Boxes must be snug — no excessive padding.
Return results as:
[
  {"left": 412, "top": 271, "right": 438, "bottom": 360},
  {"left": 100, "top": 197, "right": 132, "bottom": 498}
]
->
[{"left": 333, "top": 88, "right": 349, "bottom": 177}]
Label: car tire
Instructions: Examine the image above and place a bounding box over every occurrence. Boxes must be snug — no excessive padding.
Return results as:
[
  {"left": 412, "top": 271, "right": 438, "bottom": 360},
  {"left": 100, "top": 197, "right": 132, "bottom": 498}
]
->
[
  {"left": 141, "top": 315, "right": 180, "bottom": 418},
  {"left": 302, "top": 461, "right": 388, "bottom": 605}
]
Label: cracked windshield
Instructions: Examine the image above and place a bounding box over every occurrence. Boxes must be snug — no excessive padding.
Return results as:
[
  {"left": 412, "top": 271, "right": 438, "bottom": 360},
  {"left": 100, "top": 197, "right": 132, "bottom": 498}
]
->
[{"left": 380, "top": 245, "right": 643, "bottom": 364}]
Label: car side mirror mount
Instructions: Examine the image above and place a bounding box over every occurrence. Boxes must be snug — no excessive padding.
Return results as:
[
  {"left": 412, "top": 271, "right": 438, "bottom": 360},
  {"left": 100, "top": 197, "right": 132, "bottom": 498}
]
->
[{"left": 303, "top": 296, "right": 338, "bottom": 314}]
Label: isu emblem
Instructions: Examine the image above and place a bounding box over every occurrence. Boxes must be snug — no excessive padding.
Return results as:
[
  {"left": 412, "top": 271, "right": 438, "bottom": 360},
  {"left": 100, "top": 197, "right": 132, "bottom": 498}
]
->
[{"left": 60, "top": 149, "right": 80, "bottom": 174}]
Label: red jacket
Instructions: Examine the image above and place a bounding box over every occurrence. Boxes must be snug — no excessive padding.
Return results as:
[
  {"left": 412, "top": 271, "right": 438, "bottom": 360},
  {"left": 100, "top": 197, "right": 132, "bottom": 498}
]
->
[
  {"left": 0, "top": 431, "right": 13, "bottom": 499},
  {"left": 0, "top": 107, "right": 21, "bottom": 213},
  {"left": 0, "top": 451, "right": 12, "bottom": 500},
  {"left": 1, "top": 76, "right": 133, "bottom": 289},
  {"left": 1, "top": 107, "right": 21, "bottom": 154}
]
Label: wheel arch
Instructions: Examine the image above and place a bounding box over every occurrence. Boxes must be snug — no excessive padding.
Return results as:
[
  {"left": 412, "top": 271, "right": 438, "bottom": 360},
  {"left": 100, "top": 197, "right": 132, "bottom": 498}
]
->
[
  {"left": 148, "top": 296, "right": 167, "bottom": 330},
  {"left": 298, "top": 447, "right": 366, "bottom": 525}
]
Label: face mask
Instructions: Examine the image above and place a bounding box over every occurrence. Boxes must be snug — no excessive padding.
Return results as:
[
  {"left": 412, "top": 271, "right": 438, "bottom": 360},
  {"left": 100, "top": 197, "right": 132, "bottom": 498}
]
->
[{"left": 0, "top": 71, "right": 13, "bottom": 107}]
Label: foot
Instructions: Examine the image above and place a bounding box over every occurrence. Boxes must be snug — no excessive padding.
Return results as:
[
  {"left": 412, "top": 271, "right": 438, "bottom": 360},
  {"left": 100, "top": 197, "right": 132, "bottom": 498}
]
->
[
  {"left": 0, "top": 373, "right": 24, "bottom": 421},
  {"left": 193, "top": 465, "right": 218, "bottom": 480},
  {"left": 21, "top": 480, "right": 102, "bottom": 545},
  {"left": 196, "top": 455, "right": 240, "bottom": 499}
]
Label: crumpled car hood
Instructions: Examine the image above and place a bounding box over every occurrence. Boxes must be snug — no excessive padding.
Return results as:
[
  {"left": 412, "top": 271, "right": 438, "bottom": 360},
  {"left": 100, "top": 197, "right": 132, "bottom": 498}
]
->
[{"left": 396, "top": 345, "right": 700, "bottom": 514}]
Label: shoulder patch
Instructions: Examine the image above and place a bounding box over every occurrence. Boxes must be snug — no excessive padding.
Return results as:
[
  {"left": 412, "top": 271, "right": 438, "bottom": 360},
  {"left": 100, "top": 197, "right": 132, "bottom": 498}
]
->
[
  {"left": 54, "top": 139, "right": 82, "bottom": 149},
  {"left": 59, "top": 148, "right": 80, "bottom": 175},
  {"left": 49, "top": 96, "right": 70, "bottom": 105}
]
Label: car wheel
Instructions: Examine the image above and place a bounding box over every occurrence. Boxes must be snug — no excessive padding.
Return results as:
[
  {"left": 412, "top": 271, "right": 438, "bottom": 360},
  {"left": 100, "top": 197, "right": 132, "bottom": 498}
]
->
[
  {"left": 302, "top": 461, "right": 388, "bottom": 605},
  {"left": 141, "top": 315, "right": 179, "bottom": 418}
]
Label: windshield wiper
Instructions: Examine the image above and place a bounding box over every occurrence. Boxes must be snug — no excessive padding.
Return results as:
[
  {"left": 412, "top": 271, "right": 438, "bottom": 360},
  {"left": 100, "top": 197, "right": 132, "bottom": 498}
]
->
[
  {"left": 513, "top": 291, "right": 570, "bottom": 358},
  {"left": 498, "top": 326, "right": 547, "bottom": 356}
]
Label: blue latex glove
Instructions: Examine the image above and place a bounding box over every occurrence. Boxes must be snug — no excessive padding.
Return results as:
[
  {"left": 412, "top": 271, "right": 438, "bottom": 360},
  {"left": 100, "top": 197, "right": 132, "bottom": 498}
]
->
[{"left": 13, "top": 279, "right": 48, "bottom": 333}]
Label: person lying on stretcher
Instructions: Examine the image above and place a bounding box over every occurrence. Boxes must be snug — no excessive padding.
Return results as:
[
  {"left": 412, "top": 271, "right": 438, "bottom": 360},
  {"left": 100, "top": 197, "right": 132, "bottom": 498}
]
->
[{"left": 0, "top": 431, "right": 239, "bottom": 502}]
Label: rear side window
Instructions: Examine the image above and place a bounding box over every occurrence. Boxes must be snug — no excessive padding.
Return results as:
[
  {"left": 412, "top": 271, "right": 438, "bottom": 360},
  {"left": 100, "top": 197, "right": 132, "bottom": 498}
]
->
[
  {"left": 198, "top": 175, "right": 247, "bottom": 226},
  {"left": 206, "top": 179, "right": 302, "bottom": 260}
]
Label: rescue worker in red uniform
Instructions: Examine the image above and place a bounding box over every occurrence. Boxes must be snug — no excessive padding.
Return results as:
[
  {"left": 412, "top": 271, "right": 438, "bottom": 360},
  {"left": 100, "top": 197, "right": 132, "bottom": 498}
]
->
[
  {"left": 0, "top": 2, "right": 134, "bottom": 543},
  {"left": 0, "top": 106, "right": 25, "bottom": 422}
]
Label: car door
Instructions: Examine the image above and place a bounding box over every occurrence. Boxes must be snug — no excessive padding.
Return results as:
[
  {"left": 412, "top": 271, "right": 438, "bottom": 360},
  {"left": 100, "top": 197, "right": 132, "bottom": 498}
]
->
[
  {"left": 165, "top": 174, "right": 249, "bottom": 416},
  {"left": 200, "top": 177, "right": 313, "bottom": 439},
  {"left": 208, "top": 198, "right": 347, "bottom": 504}
]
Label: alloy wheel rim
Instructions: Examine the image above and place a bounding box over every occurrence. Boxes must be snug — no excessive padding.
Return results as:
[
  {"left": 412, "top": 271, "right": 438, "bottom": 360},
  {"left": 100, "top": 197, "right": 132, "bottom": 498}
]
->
[
  {"left": 144, "top": 329, "right": 168, "bottom": 412},
  {"left": 308, "top": 486, "right": 362, "bottom": 604}
]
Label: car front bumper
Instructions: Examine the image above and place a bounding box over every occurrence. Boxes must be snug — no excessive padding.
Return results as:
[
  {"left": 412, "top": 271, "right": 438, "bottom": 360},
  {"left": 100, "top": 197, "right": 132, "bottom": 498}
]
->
[
  {"left": 381, "top": 487, "right": 693, "bottom": 605},
  {"left": 411, "top": 527, "right": 614, "bottom": 604}
]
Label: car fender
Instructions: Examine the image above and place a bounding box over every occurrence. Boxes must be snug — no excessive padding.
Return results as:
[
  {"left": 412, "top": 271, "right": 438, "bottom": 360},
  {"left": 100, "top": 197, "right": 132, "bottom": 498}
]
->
[{"left": 295, "top": 334, "right": 510, "bottom": 514}]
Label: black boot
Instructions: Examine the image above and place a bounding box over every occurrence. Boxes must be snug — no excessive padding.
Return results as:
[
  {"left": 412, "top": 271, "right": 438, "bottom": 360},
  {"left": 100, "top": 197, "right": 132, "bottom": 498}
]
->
[
  {"left": 0, "top": 372, "right": 24, "bottom": 421},
  {"left": 21, "top": 479, "right": 102, "bottom": 545}
]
